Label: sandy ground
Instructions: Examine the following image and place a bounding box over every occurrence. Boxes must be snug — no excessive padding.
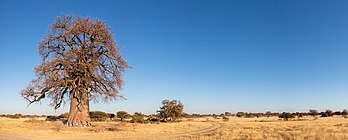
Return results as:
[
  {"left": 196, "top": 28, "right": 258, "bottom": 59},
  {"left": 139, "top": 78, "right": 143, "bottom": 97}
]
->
[
  {"left": 0, "top": 117, "right": 221, "bottom": 140},
  {"left": 198, "top": 116, "right": 348, "bottom": 139},
  {"left": 1, "top": 116, "right": 348, "bottom": 139}
]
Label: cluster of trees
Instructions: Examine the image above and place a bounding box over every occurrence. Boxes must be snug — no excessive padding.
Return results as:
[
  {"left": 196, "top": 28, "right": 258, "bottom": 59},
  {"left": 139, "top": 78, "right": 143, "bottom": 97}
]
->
[
  {"left": 228, "top": 109, "right": 348, "bottom": 121},
  {"left": 226, "top": 109, "right": 348, "bottom": 118},
  {"left": 37, "top": 99, "right": 185, "bottom": 123},
  {"left": 0, "top": 114, "right": 23, "bottom": 119}
]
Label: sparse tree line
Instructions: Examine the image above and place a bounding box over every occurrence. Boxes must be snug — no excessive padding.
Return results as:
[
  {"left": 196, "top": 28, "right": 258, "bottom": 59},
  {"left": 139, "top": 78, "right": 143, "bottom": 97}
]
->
[
  {"left": 1, "top": 100, "right": 185, "bottom": 124},
  {"left": 229, "top": 109, "right": 348, "bottom": 121},
  {"left": 2, "top": 107, "right": 347, "bottom": 122}
]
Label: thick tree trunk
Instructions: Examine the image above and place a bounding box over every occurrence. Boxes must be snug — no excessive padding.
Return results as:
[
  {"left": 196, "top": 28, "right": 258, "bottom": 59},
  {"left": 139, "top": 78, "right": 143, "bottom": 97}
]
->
[{"left": 66, "top": 90, "right": 91, "bottom": 127}]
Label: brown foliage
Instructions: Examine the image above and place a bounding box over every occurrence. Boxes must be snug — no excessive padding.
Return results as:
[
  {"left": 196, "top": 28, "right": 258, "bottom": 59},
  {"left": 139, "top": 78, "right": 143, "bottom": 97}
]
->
[{"left": 20, "top": 14, "right": 129, "bottom": 127}]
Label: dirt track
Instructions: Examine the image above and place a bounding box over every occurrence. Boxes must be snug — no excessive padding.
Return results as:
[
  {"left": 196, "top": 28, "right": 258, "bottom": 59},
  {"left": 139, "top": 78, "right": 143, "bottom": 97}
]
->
[
  {"left": 170, "top": 122, "right": 224, "bottom": 137},
  {"left": 0, "top": 122, "right": 225, "bottom": 140}
]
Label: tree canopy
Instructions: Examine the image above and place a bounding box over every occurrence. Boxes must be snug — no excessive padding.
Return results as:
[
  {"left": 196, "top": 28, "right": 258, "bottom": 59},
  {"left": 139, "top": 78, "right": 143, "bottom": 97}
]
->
[
  {"left": 20, "top": 14, "right": 129, "bottom": 127},
  {"left": 158, "top": 100, "right": 184, "bottom": 122}
]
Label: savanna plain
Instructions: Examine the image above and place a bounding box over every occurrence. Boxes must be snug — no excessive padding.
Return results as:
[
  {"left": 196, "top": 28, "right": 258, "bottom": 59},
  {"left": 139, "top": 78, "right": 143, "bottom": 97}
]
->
[{"left": 1, "top": 115, "right": 348, "bottom": 140}]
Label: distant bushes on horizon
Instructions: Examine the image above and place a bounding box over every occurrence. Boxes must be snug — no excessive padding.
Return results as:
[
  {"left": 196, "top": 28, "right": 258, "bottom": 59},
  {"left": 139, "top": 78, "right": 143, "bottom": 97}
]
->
[{"left": 2, "top": 109, "right": 348, "bottom": 122}]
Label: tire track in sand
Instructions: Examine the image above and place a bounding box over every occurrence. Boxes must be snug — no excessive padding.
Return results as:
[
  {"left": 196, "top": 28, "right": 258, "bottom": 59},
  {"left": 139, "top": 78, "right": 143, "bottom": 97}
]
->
[
  {"left": 153, "top": 122, "right": 225, "bottom": 139},
  {"left": 0, "top": 122, "right": 225, "bottom": 140}
]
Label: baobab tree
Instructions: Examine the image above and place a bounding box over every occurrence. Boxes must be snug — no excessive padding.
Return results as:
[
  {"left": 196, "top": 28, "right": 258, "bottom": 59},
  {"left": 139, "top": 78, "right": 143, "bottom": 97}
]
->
[{"left": 20, "top": 15, "right": 129, "bottom": 127}]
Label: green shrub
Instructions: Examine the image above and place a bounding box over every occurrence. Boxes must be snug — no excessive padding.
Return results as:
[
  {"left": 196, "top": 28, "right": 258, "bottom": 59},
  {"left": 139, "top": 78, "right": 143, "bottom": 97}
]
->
[
  {"left": 130, "top": 112, "right": 145, "bottom": 123},
  {"left": 7, "top": 114, "right": 22, "bottom": 119},
  {"left": 278, "top": 112, "right": 294, "bottom": 121},
  {"left": 157, "top": 100, "right": 184, "bottom": 122},
  {"left": 90, "top": 111, "right": 109, "bottom": 121},
  {"left": 46, "top": 115, "right": 58, "bottom": 121},
  {"left": 236, "top": 112, "right": 245, "bottom": 117},
  {"left": 58, "top": 112, "right": 69, "bottom": 119},
  {"left": 116, "top": 111, "right": 130, "bottom": 121}
]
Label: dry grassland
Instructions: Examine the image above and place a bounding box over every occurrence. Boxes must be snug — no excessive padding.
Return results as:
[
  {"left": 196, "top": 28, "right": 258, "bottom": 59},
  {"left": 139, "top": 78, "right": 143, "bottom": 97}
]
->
[
  {"left": 1, "top": 116, "right": 348, "bottom": 139},
  {"left": 196, "top": 116, "right": 348, "bottom": 140}
]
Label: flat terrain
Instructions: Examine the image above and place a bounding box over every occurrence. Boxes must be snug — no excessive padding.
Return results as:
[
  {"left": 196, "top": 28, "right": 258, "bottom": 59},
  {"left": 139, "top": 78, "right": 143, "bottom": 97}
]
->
[{"left": 0, "top": 116, "right": 348, "bottom": 139}]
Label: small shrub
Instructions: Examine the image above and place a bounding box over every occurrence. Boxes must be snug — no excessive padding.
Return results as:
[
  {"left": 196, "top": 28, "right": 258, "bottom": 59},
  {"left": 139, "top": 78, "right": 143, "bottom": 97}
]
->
[
  {"left": 58, "top": 112, "right": 68, "bottom": 119},
  {"left": 90, "top": 111, "right": 109, "bottom": 121},
  {"left": 7, "top": 114, "right": 22, "bottom": 119},
  {"left": 321, "top": 113, "right": 330, "bottom": 117},
  {"left": 278, "top": 112, "right": 294, "bottom": 121},
  {"left": 320, "top": 110, "right": 333, "bottom": 117},
  {"left": 116, "top": 111, "right": 130, "bottom": 121},
  {"left": 265, "top": 111, "right": 272, "bottom": 118},
  {"left": 46, "top": 115, "right": 58, "bottom": 121},
  {"left": 342, "top": 109, "right": 348, "bottom": 117},
  {"left": 148, "top": 117, "right": 159, "bottom": 123},
  {"left": 236, "top": 112, "right": 245, "bottom": 118},
  {"left": 223, "top": 116, "right": 229, "bottom": 122},
  {"left": 309, "top": 109, "right": 319, "bottom": 117},
  {"left": 108, "top": 113, "right": 115, "bottom": 120},
  {"left": 131, "top": 112, "right": 145, "bottom": 123}
]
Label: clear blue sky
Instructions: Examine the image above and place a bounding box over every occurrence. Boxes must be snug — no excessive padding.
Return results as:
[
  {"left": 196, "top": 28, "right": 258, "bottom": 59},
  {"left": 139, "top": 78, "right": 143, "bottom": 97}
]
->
[{"left": 1, "top": 0, "right": 348, "bottom": 115}]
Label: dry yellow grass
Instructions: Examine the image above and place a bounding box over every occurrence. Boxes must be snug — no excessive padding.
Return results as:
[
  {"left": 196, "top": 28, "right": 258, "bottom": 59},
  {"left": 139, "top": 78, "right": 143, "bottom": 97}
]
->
[
  {"left": 0, "top": 117, "right": 212, "bottom": 140},
  {"left": 1, "top": 116, "right": 348, "bottom": 139},
  {"left": 197, "top": 116, "right": 348, "bottom": 140}
]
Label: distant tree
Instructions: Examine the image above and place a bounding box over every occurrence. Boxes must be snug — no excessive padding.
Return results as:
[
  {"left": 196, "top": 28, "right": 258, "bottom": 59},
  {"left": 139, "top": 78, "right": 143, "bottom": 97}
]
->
[
  {"left": 265, "top": 111, "right": 272, "bottom": 118},
  {"left": 89, "top": 111, "right": 109, "bottom": 121},
  {"left": 333, "top": 111, "right": 341, "bottom": 116},
  {"left": 58, "top": 112, "right": 69, "bottom": 119},
  {"left": 342, "top": 109, "right": 348, "bottom": 117},
  {"left": 222, "top": 116, "right": 229, "bottom": 122},
  {"left": 321, "top": 109, "right": 333, "bottom": 117},
  {"left": 181, "top": 112, "right": 190, "bottom": 118},
  {"left": 309, "top": 109, "right": 319, "bottom": 117},
  {"left": 116, "top": 111, "right": 130, "bottom": 121},
  {"left": 157, "top": 100, "right": 184, "bottom": 122},
  {"left": 278, "top": 112, "right": 294, "bottom": 121},
  {"left": 236, "top": 112, "right": 245, "bottom": 118},
  {"left": 108, "top": 113, "right": 115, "bottom": 120},
  {"left": 46, "top": 115, "right": 58, "bottom": 121},
  {"left": 224, "top": 112, "right": 232, "bottom": 116},
  {"left": 20, "top": 14, "right": 129, "bottom": 127},
  {"left": 131, "top": 112, "right": 145, "bottom": 123},
  {"left": 294, "top": 112, "right": 303, "bottom": 117},
  {"left": 325, "top": 109, "right": 333, "bottom": 115}
]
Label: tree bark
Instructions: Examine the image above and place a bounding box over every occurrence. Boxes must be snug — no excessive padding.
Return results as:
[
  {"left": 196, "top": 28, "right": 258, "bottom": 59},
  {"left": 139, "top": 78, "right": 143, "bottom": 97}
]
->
[{"left": 66, "top": 90, "right": 91, "bottom": 127}]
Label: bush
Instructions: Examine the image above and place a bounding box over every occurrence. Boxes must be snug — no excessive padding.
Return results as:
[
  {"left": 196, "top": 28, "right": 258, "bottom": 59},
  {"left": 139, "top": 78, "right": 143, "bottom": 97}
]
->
[
  {"left": 342, "top": 109, "right": 348, "bottom": 117},
  {"left": 108, "top": 113, "right": 115, "bottom": 120},
  {"left": 58, "top": 112, "right": 68, "bottom": 119},
  {"left": 148, "top": 117, "right": 159, "bottom": 122},
  {"left": 90, "top": 111, "right": 109, "bottom": 121},
  {"left": 321, "top": 110, "right": 334, "bottom": 117},
  {"left": 278, "top": 112, "right": 294, "bottom": 121},
  {"left": 46, "top": 115, "right": 58, "bottom": 121},
  {"left": 130, "top": 112, "right": 145, "bottom": 123},
  {"left": 223, "top": 116, "right": 229, "bottom": 122},
  {"left": 309, "top": 109, "right": 319, "bottom": 117},
  {"left": 236, "top": 112, "right": 245, "bottom": 117},
  {"left": 7, "top": 114, "right": 22, "bottom": 119},
  {"left": 321, "top": 113, "right": 330, "bottom": 117},
  {"left": 116, "top": 111, "right": 130, "bottom": 121},
  {"left": 265, "top": 111, "right": 272, "bottom": 118}
]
